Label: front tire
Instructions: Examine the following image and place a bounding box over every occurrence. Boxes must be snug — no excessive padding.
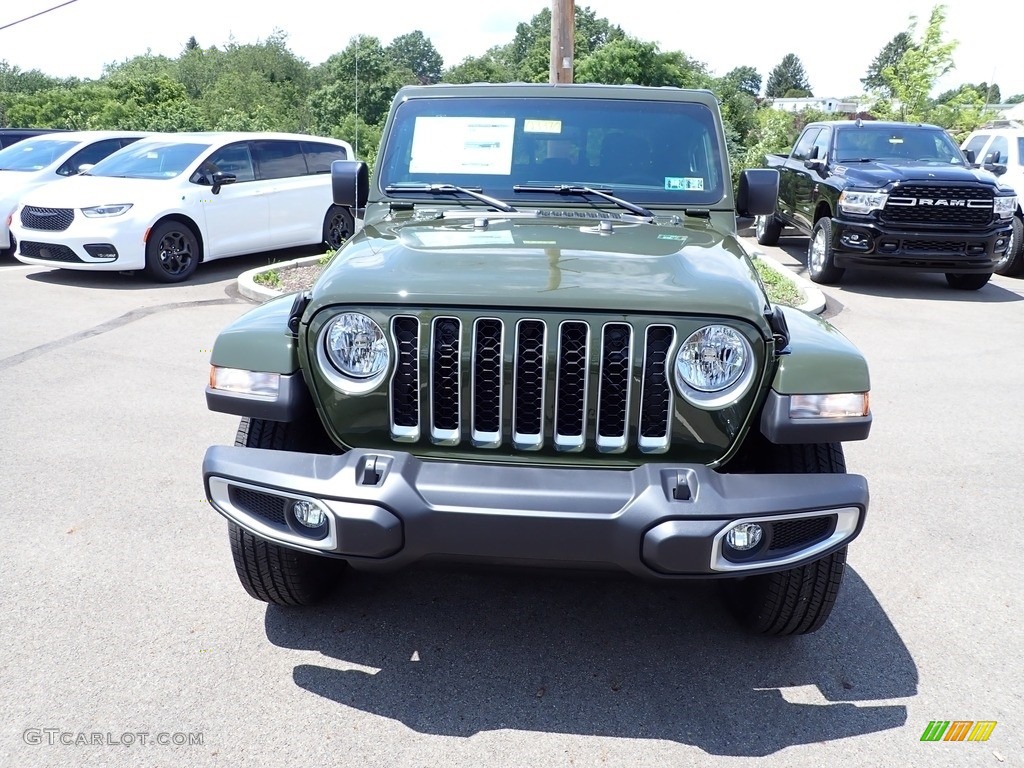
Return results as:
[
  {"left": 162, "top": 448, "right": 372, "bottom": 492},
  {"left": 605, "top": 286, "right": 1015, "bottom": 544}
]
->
[
  {"left": 145, "top": 220, "right": 199, "bottom": 283},
  {"left": 944, "top": 272, "right": 991, "bottom": 290},
  {"left": 994, "top": 215, "right": 1024, "bottom": 276},
  {"left": 227, "top": 417, "right": 346, "bottom": 606},
  {"left": 807, "top": 217, "right": 845, "bottom": 284},
  {"left": 323, "top": 205, "right": 354, "bottom": 250},
  {"left": 754, "top": 214, "right": 782, "bottom": 246},
  {"left": 723, "top": 443, "right": 850, "bottom": 636}
]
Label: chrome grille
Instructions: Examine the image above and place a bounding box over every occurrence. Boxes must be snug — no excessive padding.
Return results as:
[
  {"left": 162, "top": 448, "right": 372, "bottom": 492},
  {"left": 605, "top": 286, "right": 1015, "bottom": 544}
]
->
[
  {"left": 20, "top": 206, "right": 74, "bottom": 231},
  {"left": 389, "top": 315, "right": 677, "bottom": 453},
  {"left": 882, "top": 184, "right": 994, "bottom": 227}
]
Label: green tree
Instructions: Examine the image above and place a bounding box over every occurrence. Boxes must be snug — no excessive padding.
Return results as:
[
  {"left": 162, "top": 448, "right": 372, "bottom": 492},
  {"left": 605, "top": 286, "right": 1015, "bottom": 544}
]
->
[
  {"left": 765, "top": 54, "right": 811, "bottom": 98},
  {"left": 879, "top": 4, "right": 956, "bottom": 122},
  {"left": 442, "top": 50, "right": 514, "bottom": 84},
  {"left": 723, "top": 65, "right": 761, "bottom": 97},
  {"left": 386, "top": 31, "right": 444, "bottom": 84},
  {"left": 929, "top": 86, "right": 997, "bottom": 141},
  {"left": 503, "top": 5, "right": 625, "bottom": 82},
  {"left": 861, "top": 32, "right": 914, "bottom": 98},
  {"left": 575, "top": 38, "right": 707, "bottom": 88}
]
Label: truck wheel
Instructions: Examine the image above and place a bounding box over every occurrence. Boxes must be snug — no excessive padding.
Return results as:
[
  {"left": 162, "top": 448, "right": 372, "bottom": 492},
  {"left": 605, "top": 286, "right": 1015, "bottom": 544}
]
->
[
  {"left": 944, "top": 273, "right": 991, "bottom": 290},
  {"left": 807, "top": 218, "right": 845, "bottom": 285},
  {"left": 723, "top": 442, "right": 850, "bottom": 636},
  {"left": 227, "top": 417, "right": 346, "bottom": 606},
  {"left": 994, "top": 215, "right": 1024, "bottom": 276},
  {"left": 145, "top": 220, "right": 199, "bottom": 283},
  {"left": 754, "top": 214, "right": 782, "bottom": 246}
]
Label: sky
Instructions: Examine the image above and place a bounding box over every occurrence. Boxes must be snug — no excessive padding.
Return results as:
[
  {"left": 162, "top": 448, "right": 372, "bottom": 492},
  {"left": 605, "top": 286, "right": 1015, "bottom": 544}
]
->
[{"left": 3, "top": 0, "right": 1023, "bottom": 100}]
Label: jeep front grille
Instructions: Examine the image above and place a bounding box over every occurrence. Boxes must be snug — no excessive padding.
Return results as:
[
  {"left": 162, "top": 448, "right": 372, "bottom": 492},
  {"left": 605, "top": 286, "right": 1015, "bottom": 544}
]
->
[
  {"left": 20, "top": 206, "right": 75, "bottom": 231},
  {"left": 881, "top": 184, "right": 994, "bottom": 227},
  {"left": 388, "top": 316, "right": 676, "bottom": 453}
]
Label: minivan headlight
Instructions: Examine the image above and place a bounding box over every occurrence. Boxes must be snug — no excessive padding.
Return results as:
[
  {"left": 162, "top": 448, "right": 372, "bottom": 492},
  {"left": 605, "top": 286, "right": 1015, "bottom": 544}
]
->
[{"left": 82, "top": 204, "right": 133, "bottom": 218}]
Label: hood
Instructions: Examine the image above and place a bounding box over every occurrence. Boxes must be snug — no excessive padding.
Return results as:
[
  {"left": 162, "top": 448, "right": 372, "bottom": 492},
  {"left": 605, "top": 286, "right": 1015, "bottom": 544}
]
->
[
  {"left": 0, "top": 169, "right": 53, "bottom": 214},
  {"left": 833, "top": 161, "right": 1004, "bottom": 190},
  {"left": 310, "top": 211, "right": 770, "bottom": 323},
  {"left": 16, "top": 173, "right": 172, "bottom": 208}
]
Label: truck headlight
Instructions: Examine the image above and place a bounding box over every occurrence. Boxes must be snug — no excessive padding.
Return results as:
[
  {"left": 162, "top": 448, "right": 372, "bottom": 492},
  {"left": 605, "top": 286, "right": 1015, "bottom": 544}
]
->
[
  {"left": 325, "top": 313, "right": 389, "bottom": 378},
  {"left": 993, "top": 195, "right": 1017, "bottom": 219},
  {"left": 674, "top": 325, "right": 755, "bottom": 408},
  {"left": 838, "top": 190, "right": 888, "bottom": 215}
]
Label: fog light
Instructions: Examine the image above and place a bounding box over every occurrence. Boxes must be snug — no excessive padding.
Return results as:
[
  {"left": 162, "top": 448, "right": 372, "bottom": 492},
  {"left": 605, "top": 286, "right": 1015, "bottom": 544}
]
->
[
  {"left": 725, "top": 523, "right": 763, "bottom": 551},
  {"left": 292, "top": 500, "right": 327, "bottom": 529}
]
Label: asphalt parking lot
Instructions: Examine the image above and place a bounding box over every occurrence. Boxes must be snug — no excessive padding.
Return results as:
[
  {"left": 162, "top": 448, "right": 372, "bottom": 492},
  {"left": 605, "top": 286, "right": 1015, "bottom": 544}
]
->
[{"left": 1, "top": 246, "right": 1021, "bottom": 768}]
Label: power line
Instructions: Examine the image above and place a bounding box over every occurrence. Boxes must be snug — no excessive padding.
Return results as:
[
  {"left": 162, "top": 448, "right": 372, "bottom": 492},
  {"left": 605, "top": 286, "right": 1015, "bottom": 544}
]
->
[{"left": 0, "top": 0, "right": 80, "bottom": 33}]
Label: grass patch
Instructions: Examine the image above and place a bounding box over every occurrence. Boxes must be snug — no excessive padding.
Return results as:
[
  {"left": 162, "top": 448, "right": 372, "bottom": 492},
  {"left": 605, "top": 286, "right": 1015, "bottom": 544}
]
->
[
  {"left": 753, "top": 257, "right": 803, "bottom": 307},
  {"left": 318, "top": 249, "right": 335, "bottom": 267},
  {"left": 254, "top": 269, "right": 283, "bottom": 289}
]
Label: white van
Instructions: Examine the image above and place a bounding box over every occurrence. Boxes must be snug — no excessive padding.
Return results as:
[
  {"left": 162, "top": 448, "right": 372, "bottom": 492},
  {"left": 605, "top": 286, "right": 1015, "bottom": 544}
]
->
[
  {"left": 11, "top": 132, "right": 355, "bottom": 282},
  {"left": 0, "top": 130, "right": 147, "bottom": 257}
]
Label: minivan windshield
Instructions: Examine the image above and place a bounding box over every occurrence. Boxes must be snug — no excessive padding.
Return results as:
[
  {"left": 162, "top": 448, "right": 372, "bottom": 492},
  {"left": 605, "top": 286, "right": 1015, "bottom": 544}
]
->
[
  {"left": 377, "top": 96, "right": 727, "bottom": 206},
  {"left": 0, "top": 139, "right": 79, "bottom": 172},
  {"left": 87, "top": 140, "right": 211, "bottom": 179}
]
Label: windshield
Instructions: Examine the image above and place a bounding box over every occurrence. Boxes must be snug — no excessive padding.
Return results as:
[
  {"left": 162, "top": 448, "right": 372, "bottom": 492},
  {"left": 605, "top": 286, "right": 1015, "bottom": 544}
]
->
[
  {"left": 0, "top": 139, "right": 79, "bottom": 171},
  {"left": 87, "top": 140, "right": 210, "bottom": 179},
  {"left": 377, "top": 96, "right": 727, "bottom": 206},
  {"left": 835, "top": 126, "right": 965, "bottom": 164}
]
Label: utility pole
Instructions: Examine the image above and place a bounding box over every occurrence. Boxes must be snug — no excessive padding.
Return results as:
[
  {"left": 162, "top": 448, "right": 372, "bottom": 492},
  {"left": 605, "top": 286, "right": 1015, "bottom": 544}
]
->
[{"left": 549, "top": 0, "right": 574, "bottom": 84}]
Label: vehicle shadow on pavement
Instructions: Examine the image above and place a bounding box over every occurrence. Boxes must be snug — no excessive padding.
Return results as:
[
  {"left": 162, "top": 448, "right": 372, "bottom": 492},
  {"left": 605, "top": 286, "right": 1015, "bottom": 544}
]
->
[
  {"left": 20, "top": 247, "right": 320, "bottom": 292},
  {"left": 773, "top": 239, "right": 1024, "bottom": 303},
  {"left": 264, "top": 566, "right": 915, "bottom": 756}
]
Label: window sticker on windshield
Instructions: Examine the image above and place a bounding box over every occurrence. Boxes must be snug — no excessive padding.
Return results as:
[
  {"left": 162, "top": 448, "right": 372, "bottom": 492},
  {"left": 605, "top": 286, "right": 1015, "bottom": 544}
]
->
[
  {"left": 409, "top": 117, "right": 515, "bottom": 175},
  {"left": 524, "top": 119, "right": 562, "bottom": 134},
  {"left": 665, "top": 176, "right": 704, "bottom": 190}
]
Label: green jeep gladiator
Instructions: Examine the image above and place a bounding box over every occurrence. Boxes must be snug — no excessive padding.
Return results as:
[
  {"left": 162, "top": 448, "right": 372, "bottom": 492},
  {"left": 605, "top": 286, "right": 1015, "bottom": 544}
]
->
[{"left": 202, "top": 83, "right": 872, "bottom": 635}]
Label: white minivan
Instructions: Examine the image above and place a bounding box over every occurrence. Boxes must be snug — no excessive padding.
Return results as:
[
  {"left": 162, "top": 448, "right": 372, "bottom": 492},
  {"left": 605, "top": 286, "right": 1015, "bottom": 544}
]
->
[
  {"left": 11, "top": 132, "right": 355, "bottom": 282},
  {"left": 0, "top": 130, "right": 147, "bottom": 257}
]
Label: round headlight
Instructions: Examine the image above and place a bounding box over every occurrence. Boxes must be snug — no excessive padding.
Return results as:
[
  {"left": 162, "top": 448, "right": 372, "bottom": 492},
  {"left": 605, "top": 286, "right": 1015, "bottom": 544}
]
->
[
  {"left": 324, "top": 313, "right": 389, "bottom": 379},
  {"left": 674, "top": 325, "right": 752, "bottom": 402}
]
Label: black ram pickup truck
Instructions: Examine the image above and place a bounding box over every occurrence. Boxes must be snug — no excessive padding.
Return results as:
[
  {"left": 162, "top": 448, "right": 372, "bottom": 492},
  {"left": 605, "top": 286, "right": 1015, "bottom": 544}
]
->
[{"left": 759, "top": 120, "right": 1017, "bottom": 290}]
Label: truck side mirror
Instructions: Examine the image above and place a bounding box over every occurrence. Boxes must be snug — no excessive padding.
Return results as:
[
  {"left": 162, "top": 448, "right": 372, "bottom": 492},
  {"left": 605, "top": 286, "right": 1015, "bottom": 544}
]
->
[
  {"left": 963, "top": 149, "right": 976, "bottom": 165},
  {"left": 736, "top": 168, "right": 779, "bottom": 217},
  {"left": 332, "top": 160, "right": 369, "bottom": 208}
]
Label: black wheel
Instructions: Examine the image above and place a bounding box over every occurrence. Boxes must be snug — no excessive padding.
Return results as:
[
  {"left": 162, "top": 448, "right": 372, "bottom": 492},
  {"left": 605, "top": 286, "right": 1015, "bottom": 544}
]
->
[
  {"left": 323, "top": 205, "right": 354, "bottom": 250},
  {"left": 944, "top": 272, "right": 991, "bottom": 290},
  {"left": 227, "top": 417, "right": 346, "bottom": 606},
  {"left": 994, "top": 215, "right": 1024, "bottom": 276},
  {"left": 145, "top": 220, "right": 199, "bottom": 283},
  {"left": 723, "top": 443, "right": 850, "bottom": 636},
  {"left": 754, "top": 214, "right": 782, "bottom": 246},
  {"left": 807, "top": 217, "right": 845, "bottom": 284}
]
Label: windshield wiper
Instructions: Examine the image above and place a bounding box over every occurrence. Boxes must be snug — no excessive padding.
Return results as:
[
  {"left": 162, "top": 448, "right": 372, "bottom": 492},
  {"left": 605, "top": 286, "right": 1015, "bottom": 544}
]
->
[
  {"left": 838, "top": 158, "right": 876, "bottom": 163},
  {"left": 384, "top": 183, "right": 516, "bottom": 213},
  {"left": 512, "top": 184, "right": 654, "bottom": 218}
]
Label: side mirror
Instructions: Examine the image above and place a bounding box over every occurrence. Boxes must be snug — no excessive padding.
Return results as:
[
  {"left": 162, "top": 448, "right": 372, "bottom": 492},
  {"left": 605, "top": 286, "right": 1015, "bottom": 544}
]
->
[
  {"left": 332, "top": 160, "right": 369, "bottom": 208},
  {"left": 211, "top": 171, "right": 236, "bottom": 195},
  {"left": 984, "top": 150, "right": 1002, "bottom": 164},
  {"left": 736, "top": 168, "right": 779, "bottom": 217},
  {"left": 987, "top": 163, "right": 1008, "bottom": 177},
  {"left": 963, "top": 149, "right": 976, "bottom": 165},
  {"left": 76, "top": 163, "right": 95, "bottom": 174}
]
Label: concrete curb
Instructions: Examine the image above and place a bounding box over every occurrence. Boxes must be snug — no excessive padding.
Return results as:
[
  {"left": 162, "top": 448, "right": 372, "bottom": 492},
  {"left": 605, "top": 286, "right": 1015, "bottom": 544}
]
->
[
  {"left": 237, "top": 254, "right": 326, "bottom": 303},
  {"left": 744, "top": 245, "right": 827, "bottom": 315}
]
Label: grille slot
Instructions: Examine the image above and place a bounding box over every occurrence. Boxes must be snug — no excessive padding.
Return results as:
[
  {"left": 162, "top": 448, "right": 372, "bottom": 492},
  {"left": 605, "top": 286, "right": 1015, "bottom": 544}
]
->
[
  {"left": 596, "top": 323, "right": 633, "bottom": 452},
  {"left": 553, "top": 321, "right": 590, "bottom": 451},
  {"left": 19, "top": 241, "right": 83, "bottom": 263},
  {"left": 882, "top": 185, "right": 994, "bottom": 226},
  {"left": 768, "top": 516, "right": 833, "bottom": 551},
  {"left": 472, "top": 318, "right": 504, "bottom": 447},
  {"left": 512, "top": 320, "right": 546, "bottom": 449},
  {"left": 430, "top": 317, "right": 462, "bottom": 444},
  {"left": 638, "top": 325, "right": 676, "bottom": 453},
  {"left": 390, "top": 316, "right": 420, "bottom": 441},
  {"left": 900, "top": 240, "right": 966, "bottom": 253},
  {"left": 20, "top": 206, "right": 74, "bottom": 231},
  {"left": 387, "top": 315, "right": 677, "bottom": 452},
  {"left": 229, "top": 487, "right": 287, "bottom": 526}
]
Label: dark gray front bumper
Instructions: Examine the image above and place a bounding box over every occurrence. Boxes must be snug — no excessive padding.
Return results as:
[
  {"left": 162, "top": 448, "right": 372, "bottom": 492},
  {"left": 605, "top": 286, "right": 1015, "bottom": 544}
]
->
[{"left": 203, "top": 446, "right": 868, "bottom": 578}]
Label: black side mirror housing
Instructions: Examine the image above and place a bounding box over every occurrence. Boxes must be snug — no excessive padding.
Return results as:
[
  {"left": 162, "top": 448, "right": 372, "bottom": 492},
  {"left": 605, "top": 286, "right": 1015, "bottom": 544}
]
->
[
  {"left": 332, "top": 160, "right": 369, "bottom": 208},
  {"left": 736, "top": 168, "right": 779, "bottom": 217},
  {"left": 964, "top": 149, "right": 976, "bottom": 165},
  {"left": 211, "top": 172, "right": 236, "bottom": 195}
]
